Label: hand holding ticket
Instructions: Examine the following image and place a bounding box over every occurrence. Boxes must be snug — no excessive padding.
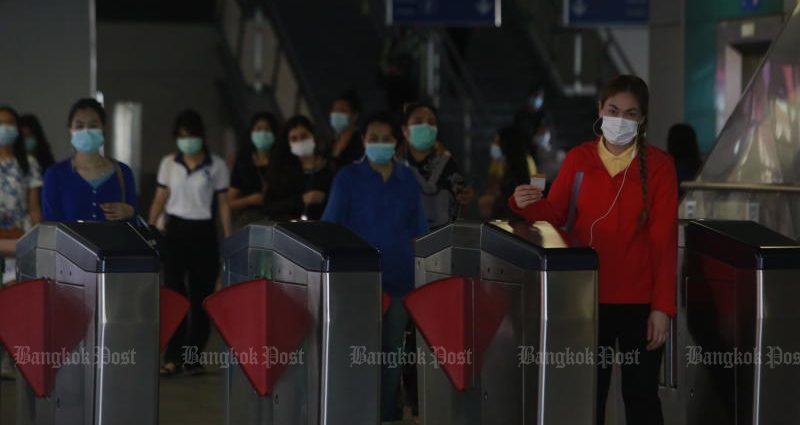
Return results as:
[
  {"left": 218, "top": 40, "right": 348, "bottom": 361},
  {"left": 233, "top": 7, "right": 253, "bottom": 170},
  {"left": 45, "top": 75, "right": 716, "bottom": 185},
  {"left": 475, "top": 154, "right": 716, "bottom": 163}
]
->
[{"left": 529, "top": 174, "right": 546, "bottom": 190}]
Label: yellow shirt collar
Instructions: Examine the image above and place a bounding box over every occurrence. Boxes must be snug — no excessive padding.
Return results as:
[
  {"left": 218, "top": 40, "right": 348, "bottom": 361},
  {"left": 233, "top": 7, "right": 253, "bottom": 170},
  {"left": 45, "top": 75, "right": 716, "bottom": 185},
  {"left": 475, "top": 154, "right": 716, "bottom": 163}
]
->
[{"left": 597, "top": 138, "right": 637, "bottom": 177}]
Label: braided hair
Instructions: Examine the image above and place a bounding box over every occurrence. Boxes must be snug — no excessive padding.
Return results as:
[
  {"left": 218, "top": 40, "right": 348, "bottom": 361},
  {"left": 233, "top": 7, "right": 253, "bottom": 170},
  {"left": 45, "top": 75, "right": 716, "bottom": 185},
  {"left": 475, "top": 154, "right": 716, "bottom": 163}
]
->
[{"left": 599, "top": 75, "right": 650, "bottom": 228}]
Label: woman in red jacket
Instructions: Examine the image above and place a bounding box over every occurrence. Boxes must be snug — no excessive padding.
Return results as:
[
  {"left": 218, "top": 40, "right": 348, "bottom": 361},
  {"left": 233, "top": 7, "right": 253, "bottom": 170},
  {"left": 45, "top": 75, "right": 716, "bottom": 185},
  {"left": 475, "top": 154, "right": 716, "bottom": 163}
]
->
[{"left": 510, "top": 75, "right": 677, "bottom": 424}]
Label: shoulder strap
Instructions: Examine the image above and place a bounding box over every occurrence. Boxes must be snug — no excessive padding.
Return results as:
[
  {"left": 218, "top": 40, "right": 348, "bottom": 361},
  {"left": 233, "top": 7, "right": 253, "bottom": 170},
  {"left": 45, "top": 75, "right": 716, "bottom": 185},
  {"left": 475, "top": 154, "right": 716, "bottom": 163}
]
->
[
  {"left": 111, "top": 159, "right": 126, "bottom": 205},
  {"left": 428, "top": 152, "right": 452, "bottom": 184}
]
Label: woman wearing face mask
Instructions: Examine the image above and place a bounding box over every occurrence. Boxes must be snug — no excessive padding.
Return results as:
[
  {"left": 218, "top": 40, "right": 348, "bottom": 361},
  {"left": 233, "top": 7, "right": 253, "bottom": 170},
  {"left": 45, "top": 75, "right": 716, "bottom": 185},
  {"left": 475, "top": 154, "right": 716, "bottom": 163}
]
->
[
  {"left": 402, "top": 101, "right": 474, "bottom": 230},
  {"left": 329, "top": 90, "right": 363, "bottom": 170},
  {"left": 510, "top": 75, "right": 677, "bottom": 425},
  {"left": 148, "top": 109, "right": 232, "bottom": 376},
  {"left": 19, "top": 114, "right": 56, "bottom": 175},
  {"left": 42, "top": 99, "right": 137, "bottom": 223},
  {"left": 229, "top": 112, "right": 295, "bottom": 228},
  {"left": 322, "top": 112, "right": 428, "bottom": 423},
  {"left": 286, "top": 115, "right": 334, "bottom": 221},
  {"left": 0, "top": 106, "right": 43, "bottom": 285},
  {"left": 478, "top": 126, "right": 537, "bottom": 219}
]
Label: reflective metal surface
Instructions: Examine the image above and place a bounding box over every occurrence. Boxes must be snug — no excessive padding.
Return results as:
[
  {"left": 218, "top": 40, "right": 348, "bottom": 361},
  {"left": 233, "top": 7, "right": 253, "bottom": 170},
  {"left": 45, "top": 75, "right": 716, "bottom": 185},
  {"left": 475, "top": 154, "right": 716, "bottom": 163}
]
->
[
  {"left": 221, "top": 222, "right": 381, "bottom": 425},
  {"left": 681, "top": 4, "right": 800, "bottom": 239},
  {"left": 14, "top": 223, "right": 160, "bottom": 425},
  {"left": 414, "top": 221, "right": 597, "bottom": 425}
]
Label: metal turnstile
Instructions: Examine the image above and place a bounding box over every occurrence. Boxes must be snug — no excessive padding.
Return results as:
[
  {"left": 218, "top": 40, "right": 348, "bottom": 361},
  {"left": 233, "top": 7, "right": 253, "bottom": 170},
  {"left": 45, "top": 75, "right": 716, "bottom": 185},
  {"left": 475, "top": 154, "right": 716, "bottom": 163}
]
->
[
  {"left": 407, "top": 220, "right": 598, "bottom": 425},
  {"left": 0, "top": 222, "right": 166, "bottom": 425},
  {"left": 205, "top": 221, "right": 382, "bottom": 425},
  {"left": 682, "top": 220, "right": 800, "bottom": 424}
]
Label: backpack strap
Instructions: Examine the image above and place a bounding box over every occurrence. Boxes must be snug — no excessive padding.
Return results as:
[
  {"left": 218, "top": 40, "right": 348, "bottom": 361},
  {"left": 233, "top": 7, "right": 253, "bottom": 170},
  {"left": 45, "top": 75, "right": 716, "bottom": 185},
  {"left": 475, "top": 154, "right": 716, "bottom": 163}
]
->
[{"left": 562, "top": 171, "right": 583, "bottom": 234}]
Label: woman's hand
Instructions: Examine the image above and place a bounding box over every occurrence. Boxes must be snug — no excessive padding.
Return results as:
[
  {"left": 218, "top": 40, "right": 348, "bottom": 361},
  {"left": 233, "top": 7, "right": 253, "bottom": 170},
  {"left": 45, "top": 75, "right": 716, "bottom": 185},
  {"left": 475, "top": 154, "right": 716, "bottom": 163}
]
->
[
  {"left": 513, "top": 185, "right": 543, "bottom": 208},
  {"left": 100, "top": 202, "right": 135, "bottom": 221},
  {"left": 303, "top": 191, "right": 327, "bottom": 205},
  {"left": 646, "top": 310, "right": 670, "bottom": 351}
]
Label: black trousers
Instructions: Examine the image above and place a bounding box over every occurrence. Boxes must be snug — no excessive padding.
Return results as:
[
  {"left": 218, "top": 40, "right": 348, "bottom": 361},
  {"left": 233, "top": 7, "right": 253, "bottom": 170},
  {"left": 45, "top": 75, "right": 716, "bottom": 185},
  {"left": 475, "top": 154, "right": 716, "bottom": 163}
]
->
[
  {"left": 597, "top": 304, "right": 664, "bottom": 425},
  {"left": 163, "top": 216, "right": 219, "bottom": 366}
]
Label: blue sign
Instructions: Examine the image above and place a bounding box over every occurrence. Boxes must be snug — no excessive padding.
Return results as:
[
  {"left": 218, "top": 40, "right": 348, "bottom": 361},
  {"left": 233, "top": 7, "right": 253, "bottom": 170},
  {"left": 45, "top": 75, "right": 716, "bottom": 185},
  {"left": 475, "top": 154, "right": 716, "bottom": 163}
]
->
[
  {"left": 565, "top": 0, "right": 649, "bottom": 27},
  {"left": 741, "top": 0, "right": 761, "bottom": 11},
  {"left": 389, "top": 0, "right": 501, "bottom": 27}
]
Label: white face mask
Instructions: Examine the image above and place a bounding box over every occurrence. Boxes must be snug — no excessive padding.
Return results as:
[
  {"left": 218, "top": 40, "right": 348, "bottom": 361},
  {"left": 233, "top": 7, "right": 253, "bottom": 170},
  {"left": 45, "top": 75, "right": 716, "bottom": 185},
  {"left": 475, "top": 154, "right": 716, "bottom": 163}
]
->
[
  {"left": 290, "top": 138, "right": 316, "bottom": 157},
  {"left": 601, "top": 116, "right": 640, "bottom": 146}
]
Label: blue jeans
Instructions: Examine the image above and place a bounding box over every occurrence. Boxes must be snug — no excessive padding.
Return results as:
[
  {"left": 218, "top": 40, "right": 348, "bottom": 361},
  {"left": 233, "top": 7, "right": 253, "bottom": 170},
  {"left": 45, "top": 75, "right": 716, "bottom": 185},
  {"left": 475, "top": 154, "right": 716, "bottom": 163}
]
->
[{"left": 382, "top": 296, "right": 410, "bottom": 421}]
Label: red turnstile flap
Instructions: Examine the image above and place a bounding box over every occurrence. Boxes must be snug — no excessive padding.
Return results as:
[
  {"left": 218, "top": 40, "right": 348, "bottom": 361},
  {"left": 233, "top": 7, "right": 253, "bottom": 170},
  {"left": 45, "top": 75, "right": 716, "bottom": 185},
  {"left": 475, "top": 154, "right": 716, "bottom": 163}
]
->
[
  {"left": 204, "top": 278, "right": 311, "bottom": 396},
  {"left": 0, "top": 278, "right": 90, "bottom": 397},
  {"left": 382, "top": 292, "right": 391, "bottom": 315},
  {"left": 403, "top": 277, "right": 510, "bottom": 392},
  {"left": 159, "top": 287, "right": 190, "bottom": 352},
  {"left": 404, "top": 276, "right": 473, "bottom": 391}
]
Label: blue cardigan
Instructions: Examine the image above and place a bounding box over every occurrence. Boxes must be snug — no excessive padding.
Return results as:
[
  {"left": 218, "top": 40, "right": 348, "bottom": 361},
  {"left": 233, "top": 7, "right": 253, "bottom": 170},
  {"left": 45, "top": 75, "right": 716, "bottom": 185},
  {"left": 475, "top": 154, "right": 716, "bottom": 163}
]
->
[{"left": 42, "top": 159, "right": 138, "bottom": 222}]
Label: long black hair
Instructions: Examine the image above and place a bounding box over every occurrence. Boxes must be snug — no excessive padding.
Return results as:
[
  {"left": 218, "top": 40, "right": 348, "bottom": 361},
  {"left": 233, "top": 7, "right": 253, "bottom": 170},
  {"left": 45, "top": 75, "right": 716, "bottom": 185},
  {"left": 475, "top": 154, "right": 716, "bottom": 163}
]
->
[
  {"left": 497, "top": 126, "right": 530, "bottom": 191},
  {"left": 19, "top": 114, "right": 55, "bottom": 172},
  {"left": 0, "top": 106, "right": 31, "bottom": 175},
  {"left": 667, "top": 123, "right": 702, "bottom": 177}
]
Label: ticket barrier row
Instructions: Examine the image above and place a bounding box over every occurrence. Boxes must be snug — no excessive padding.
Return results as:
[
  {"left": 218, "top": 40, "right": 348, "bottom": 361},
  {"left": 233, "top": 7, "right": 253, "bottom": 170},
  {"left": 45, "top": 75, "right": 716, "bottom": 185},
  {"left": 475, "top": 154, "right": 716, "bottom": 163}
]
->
[{"left": 3, "top": 219, "right": 794, "bottom": 425}]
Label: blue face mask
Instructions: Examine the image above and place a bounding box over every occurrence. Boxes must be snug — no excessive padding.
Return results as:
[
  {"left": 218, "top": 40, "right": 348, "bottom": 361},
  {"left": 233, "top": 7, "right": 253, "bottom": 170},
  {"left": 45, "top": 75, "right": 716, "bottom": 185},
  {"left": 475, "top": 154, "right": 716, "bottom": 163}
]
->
[
  {"left": 490, "top": 144, "right": 504, "bottom": 160},
  {"left": 530, "top": 95, "right": 544, "bottom": 110},
  {"left": 71, "top": 129, "right": 105, "bottom": 153},
  {"left": 0, "top": 125, "right": 19, "bottom": 146},
  {"left": 408, "top": 124, "right": 437, "bottom": 151},
  {"left": 177, "top": 137, "right": 204, "bottom": 155},
  {"left": 25, "top": 137, "right": 37, "bottom": 152},
  {"left": 251, "top": 131, "right": 275, "bottom": 151},
  {"left": 330, "top": 112, "right": 350, "bottom": 133},
  {"left": 365, "top": 142, "right": 396, "bottom": 165}
]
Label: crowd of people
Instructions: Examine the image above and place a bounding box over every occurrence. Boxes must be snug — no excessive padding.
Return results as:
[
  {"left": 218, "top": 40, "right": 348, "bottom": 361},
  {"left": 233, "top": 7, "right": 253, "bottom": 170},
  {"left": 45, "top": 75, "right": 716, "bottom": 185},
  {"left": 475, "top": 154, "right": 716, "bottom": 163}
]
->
[{"left": 0, "top": 74, "right": 704, "bottom": 424}]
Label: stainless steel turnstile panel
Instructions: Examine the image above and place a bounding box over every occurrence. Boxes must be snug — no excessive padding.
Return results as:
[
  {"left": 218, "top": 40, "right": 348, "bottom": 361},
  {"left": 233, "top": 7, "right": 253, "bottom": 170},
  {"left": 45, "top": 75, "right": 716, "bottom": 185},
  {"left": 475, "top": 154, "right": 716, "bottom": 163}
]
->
[
  {"left": 221, "top": 221, "right": 381, "bottom": 425},
  {"left": 13, "top": 222, "right": 160, "bottom": 425},
  {"left": 682, "top": 220, "right": 800, "bottom": 425},
  {"left": 414, "top": 221, "right": 598, "bottom": 425}
]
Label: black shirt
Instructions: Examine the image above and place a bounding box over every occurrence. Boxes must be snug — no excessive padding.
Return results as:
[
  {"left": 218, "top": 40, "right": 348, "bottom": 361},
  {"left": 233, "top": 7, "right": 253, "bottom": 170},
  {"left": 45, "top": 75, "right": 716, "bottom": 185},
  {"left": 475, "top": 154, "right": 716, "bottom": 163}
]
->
[
  {"left": 230, "top": 153, "right": 304, "bottom": 221},
  {"left": 302, "top": 160, "right": 335, "bottom": 220}
]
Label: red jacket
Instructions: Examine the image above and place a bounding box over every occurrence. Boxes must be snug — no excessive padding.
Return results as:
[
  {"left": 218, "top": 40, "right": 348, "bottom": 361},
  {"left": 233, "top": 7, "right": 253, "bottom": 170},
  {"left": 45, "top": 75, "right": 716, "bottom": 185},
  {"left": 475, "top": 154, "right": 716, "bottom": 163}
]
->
[{"left": 508, "top": 140, "right": 678, "bottom": 316}]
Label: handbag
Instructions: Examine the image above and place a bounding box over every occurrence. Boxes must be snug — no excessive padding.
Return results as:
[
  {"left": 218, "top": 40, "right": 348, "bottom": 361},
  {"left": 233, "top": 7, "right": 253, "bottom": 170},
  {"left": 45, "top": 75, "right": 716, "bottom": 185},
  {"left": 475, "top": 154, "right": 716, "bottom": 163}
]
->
[{"left": 111, "top": 160, "right": 163, "bottom": 256}]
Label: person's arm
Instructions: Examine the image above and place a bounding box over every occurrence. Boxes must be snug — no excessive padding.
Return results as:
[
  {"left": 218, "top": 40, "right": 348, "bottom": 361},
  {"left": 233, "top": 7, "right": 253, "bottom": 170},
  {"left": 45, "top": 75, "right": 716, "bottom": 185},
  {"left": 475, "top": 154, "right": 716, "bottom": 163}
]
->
[
  {"left": 228, "top": 187, "right": 263, "bottom": 212},
  {"left": 217, "top": 191, "right": 233, "bottom": 238},
  {"left": 508, "top": 152, "right": 576, "bottom": 227},
  {"left": 28, "top": 188, "right": 42, "bottom": 224},
  {"left": 320, "top": 171, "right": 350, "bottom": 224},
  {"left": 148, "top": 187, "right": 169, "bottom": 227},
  {"left": 213, "top": 158, "right": 232, "bottom": 236},
  {"left": 101, "top": 165, "right": 138, "bottom": 221},
  {"left": 41, "top": 167, "right": 62, "bottom": 222},
  {"left": 648, "top": 159, "right": 679, "bottom": 317}
]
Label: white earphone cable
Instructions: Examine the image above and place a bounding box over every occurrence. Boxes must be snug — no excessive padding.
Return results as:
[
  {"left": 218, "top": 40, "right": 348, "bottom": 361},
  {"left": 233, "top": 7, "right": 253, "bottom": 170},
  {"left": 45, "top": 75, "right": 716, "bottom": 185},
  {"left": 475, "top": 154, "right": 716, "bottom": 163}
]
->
[{"left": 588, "top": 149, "right": 636, "bottom": 246}]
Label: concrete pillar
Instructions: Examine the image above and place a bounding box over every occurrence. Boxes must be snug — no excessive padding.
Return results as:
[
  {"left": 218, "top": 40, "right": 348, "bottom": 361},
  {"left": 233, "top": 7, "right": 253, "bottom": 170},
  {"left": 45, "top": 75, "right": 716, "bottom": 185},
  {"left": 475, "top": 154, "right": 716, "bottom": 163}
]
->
[{"left": 647, "top": 0, "right": 685, "bottom": 151}]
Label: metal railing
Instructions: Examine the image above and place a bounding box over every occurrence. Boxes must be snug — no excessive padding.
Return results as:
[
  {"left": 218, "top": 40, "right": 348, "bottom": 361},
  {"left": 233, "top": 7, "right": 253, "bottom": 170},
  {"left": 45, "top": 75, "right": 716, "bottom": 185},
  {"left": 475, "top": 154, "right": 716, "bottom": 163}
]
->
[{"left": 682, "top": 181, "right": 800, "bottom": 193}]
